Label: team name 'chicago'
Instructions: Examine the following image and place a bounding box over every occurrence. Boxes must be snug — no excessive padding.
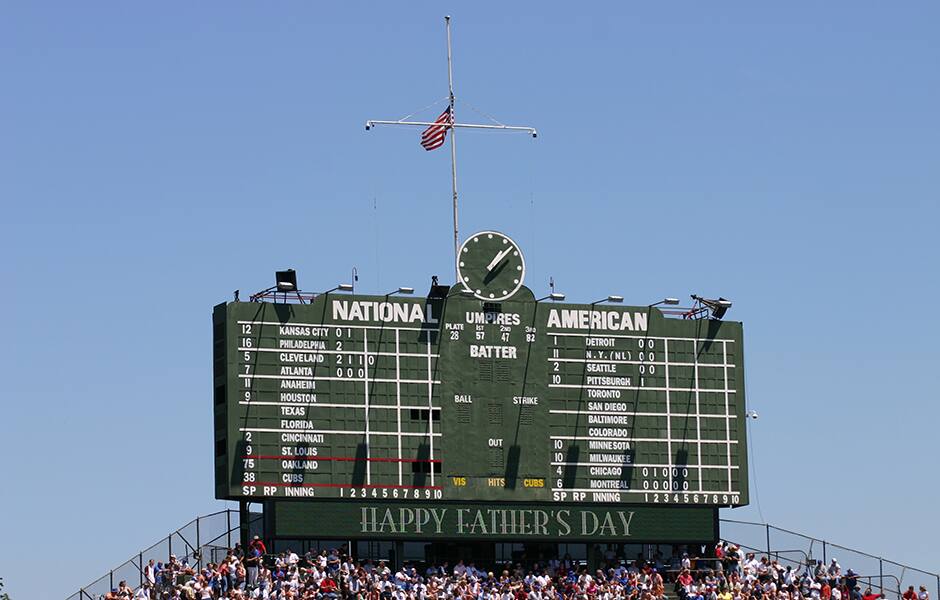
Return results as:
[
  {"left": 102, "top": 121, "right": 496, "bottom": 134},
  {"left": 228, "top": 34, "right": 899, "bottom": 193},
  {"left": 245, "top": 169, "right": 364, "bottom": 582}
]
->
[{"left": 332, "top": 300, "right": 438, "bottom": 324}]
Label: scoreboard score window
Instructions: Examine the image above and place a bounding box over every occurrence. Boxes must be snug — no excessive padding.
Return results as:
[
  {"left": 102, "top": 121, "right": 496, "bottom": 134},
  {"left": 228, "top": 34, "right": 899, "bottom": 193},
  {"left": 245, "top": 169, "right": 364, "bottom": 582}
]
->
[{"left": 213, "top": 232, "right": 748, "bottom": 507}]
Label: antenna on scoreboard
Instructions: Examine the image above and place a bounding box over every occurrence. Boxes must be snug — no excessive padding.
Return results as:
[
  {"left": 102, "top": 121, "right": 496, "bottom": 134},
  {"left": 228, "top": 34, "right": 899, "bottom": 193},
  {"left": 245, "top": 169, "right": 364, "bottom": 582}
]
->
[{"left": 365, "top": 16, "right": 538, "bottom": 280}]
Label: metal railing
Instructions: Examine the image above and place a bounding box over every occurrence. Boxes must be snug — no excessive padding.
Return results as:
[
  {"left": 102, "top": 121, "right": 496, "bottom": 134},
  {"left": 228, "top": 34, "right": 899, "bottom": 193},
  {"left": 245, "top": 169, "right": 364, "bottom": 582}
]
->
[
  {"left": 720, "top": 519, "right": 939, "bottom": 600},
  {"left": 65, "top": 512, "right": 937, "bottom": 600},
  {"left": 66, "top": 509, "right": 262, "bottom": 600}
]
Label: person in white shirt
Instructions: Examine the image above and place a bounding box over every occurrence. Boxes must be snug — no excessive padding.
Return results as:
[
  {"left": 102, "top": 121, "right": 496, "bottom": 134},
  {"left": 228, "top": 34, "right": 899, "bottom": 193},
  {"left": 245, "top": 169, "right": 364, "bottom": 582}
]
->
[
  {"left": 810, "top": 580, "right": 822, "bottom": 599},
  {"left": 744, "top": 555, "right": 761, "bottom": 577},
  {"left": 828, "top": 559, "right": 842, "bottom": 579},
  {"left": 144, "top": 560, "right": 156, "bottom": 588}
]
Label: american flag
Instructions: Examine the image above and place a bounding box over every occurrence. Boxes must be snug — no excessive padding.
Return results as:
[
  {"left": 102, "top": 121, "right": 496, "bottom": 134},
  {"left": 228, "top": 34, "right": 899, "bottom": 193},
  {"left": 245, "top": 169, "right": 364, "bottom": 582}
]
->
[{"left": 420, "top": 107, "right": 452, "bottom": 151}]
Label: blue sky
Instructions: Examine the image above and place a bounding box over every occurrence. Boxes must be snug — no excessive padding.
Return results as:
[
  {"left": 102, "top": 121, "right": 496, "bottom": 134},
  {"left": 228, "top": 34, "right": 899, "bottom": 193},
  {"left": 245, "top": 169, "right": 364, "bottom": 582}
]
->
[{"left": 1, "top": 3, "right": 938, "bottom": 598}]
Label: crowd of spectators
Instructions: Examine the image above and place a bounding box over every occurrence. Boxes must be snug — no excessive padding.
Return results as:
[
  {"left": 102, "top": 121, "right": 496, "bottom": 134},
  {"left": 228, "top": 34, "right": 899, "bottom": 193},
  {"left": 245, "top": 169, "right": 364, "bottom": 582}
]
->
[{"left": 101, "top": 538, "right": 933, "bottom": 600}]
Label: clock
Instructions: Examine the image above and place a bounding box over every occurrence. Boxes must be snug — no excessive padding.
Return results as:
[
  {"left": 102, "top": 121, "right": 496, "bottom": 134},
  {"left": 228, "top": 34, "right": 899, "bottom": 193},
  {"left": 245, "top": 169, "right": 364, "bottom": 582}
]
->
[{"left": 456, "top": 231, "right": 526, "bottom": 301}]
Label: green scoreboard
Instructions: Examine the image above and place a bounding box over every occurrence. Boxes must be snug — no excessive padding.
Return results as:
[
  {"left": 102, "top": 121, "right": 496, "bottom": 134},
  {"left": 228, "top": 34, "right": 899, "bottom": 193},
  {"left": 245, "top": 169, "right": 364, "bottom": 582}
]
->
[{"left": 213, "top": 231, "right": 748, "bottom": 510}]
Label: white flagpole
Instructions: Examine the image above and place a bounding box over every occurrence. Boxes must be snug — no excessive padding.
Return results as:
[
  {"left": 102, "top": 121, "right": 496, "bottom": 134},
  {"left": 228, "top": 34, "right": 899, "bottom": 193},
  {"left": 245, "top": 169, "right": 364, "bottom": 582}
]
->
[
  {"left": 365, "top": 16, "right": 538, "bottom": 284},
  {"left": 445, "top": 15, "right": 459, "bottom": 279}
]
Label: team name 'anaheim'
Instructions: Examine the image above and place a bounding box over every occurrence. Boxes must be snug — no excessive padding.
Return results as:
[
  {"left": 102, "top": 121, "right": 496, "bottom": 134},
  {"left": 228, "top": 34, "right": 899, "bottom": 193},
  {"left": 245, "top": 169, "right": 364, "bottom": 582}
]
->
[
  {"left": 545, "top": 309, "right": 648, "bottom": 332},
  {"left": 332, "top": 300, "right": 438, "bottom": 324}
]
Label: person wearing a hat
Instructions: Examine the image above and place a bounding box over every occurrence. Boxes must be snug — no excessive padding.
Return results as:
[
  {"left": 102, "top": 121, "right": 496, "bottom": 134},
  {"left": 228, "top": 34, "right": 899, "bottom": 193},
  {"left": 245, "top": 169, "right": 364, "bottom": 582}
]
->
[
  {"left": 250, "top": 535, "right": 267, "bottom": 555},
  {"left": 828, "top": 558, "right": 842, "bottom": 581},
  {"left": 845, "top": 570, "right": 862, "bottom": 600}
]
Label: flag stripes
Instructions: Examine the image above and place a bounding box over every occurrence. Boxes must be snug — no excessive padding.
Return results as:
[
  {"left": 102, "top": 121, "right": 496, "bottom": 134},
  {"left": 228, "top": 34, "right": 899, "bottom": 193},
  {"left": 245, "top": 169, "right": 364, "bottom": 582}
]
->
[{"left": 421, "top": 107, "right": 452, "bottom": 151}]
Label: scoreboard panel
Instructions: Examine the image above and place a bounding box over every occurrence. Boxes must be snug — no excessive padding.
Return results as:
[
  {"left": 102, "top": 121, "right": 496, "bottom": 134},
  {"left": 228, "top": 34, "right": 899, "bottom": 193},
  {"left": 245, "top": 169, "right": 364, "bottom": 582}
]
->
[{"left": 213, "top": 289, "right": 748, "bottom": 507}]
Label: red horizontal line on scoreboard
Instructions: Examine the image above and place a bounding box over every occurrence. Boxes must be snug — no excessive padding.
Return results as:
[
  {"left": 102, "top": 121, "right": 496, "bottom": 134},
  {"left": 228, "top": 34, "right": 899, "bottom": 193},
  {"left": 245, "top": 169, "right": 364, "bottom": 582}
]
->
[
  {"left": 253, "top": 482, "right": 443, "bottom": 489},
  {"left": 244, "top": 455, "right": 441, "bottom": 463}
]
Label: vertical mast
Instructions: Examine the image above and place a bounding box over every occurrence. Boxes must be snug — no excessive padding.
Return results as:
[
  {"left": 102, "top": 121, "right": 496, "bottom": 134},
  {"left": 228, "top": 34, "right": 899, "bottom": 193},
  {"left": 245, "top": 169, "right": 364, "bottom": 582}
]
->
[
  {"left": 365, "top": 17, "right": 538, "bottom": 280},
  {"left": 445, "top": 15, "right": 459, "bottom": 279}
]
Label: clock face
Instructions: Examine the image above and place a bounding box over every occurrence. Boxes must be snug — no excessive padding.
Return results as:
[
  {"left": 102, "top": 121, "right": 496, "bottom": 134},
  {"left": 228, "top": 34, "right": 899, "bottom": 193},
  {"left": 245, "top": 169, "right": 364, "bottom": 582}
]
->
[{"left": 456, "top": 231, "right": 526, "bottom": 301}]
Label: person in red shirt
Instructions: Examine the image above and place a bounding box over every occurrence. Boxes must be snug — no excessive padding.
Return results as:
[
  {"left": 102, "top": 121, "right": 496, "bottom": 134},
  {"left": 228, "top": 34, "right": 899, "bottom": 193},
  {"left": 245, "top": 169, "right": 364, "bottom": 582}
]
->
[
  {"left": 250, "top": 535, "right": 267, "bottom": 555},
  {"left": 678, "top": 569, "right": 694, "bottom": 592},
  {"left": 862, "top": 588, "right": 884, "bottom": 600},
  {"left": 320, "top": 576, "right": 339, "bottom": 597},
  {"left": 903, "top": 587, "right": 918, "bottom": 600}
]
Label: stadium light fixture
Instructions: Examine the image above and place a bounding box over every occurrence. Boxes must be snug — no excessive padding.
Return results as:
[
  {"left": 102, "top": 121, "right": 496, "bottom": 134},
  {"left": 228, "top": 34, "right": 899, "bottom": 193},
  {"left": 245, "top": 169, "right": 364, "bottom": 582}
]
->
[
  {"left": 592, "top": 295, "right": 623, "bottom": 305},
  {"left": 426, "top": 275, "right": 451, "bottom": 299},
  {"left": 387, "top": 287, "right": 415, "bottom": 296},
  {"left": 650, "top": 297, "right": 679, "bottom": 307},
  {"left": 325, "top": 283, "right": 355, "bottom": 294},
  {"left": 537, "top": 293, "right": 566, "bottom": 302},
  {"left": 275, "top": 269, "right": 297, "bottom": 292}
]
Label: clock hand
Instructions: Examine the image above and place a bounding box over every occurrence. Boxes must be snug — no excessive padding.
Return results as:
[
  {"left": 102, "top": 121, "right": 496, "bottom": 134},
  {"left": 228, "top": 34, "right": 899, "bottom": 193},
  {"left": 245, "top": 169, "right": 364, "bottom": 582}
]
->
[{"left": 486, "top": 247, "right": 513, "bottom": 272}]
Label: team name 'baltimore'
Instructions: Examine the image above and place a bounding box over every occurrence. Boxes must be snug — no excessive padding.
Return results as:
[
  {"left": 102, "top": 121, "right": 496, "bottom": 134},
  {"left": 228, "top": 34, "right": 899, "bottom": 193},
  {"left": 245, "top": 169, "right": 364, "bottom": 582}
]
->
[
  {"left": 545, "top": 309, "right": 648, "bottom": 332},
  {"left": 332, "top": 300, "right": 439, "bottom": 324}
]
